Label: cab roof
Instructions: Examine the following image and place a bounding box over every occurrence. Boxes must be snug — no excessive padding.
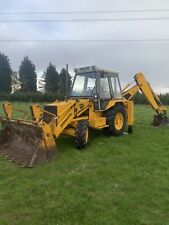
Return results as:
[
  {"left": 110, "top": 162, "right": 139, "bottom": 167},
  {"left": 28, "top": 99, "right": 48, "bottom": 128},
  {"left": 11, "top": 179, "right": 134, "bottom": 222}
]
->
[{"left": 74, "top": 65, "right": 119, "bottom": 75}]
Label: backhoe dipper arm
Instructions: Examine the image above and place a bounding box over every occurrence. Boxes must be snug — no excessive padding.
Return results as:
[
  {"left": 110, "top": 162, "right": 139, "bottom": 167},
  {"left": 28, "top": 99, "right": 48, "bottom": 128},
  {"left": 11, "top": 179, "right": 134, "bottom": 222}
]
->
[{"left": 122, "top": 73, "right": 167, "bottom": 116}]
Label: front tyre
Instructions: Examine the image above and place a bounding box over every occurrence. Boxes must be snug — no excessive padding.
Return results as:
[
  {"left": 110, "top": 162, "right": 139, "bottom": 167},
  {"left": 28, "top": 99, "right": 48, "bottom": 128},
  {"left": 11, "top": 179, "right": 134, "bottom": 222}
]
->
[{"left": 75, "top": 120, "right": 88, "bottom": 149}]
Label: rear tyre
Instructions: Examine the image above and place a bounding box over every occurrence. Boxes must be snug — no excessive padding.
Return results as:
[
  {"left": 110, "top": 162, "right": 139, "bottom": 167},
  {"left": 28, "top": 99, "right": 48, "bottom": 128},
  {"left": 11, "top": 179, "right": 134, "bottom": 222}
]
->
[
  {"left": 75, "top": 120, "right": 88, "bottom": 149},
  {"left": 104, "top": 104, "right": 126, "bottom": 136}
]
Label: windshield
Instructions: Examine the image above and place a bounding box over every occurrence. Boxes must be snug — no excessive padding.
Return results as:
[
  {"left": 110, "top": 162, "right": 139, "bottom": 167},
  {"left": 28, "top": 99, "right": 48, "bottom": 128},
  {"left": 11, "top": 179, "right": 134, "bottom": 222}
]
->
[{"left": 71, "top": 72, "right": 96, "bottom": 97}]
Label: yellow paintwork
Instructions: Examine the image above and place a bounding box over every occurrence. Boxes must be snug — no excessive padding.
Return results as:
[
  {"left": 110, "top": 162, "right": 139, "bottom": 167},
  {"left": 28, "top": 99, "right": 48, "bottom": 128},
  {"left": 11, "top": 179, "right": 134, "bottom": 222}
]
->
[
  {"left": 85, "top": 128, "right": 89, "bottom": 142},
  {"left": 126, "top": 101, "right": 134, "bottom": 126},
  {"left": 72, "top": 116, "right": 88, "bottom": 122},
  {"left": 105, "top": 99, "right": 127, "bottom": 111},
  {"left": 3, "top": 103, "right": 13, "bottom": 118},
  {"left": 89, "top": 102, "right": 102, "bottom": 119},
  {"left": 62, "top": 127, "right": 76, "bottom": 137},
  {"left": 40, "top": 122, "right": 56, "bottom": 150},
  {"left": 114, "top": 112, "right": 124, "bottom": 130},
  {"left": 89, "top": 117, "right": 107, "bottom": 128},
  {"left": 31, "top": 104, "right": 43, "bottom": 121},
  {"left": 123, "top": 85, "right": 140, "bottom": 101}
]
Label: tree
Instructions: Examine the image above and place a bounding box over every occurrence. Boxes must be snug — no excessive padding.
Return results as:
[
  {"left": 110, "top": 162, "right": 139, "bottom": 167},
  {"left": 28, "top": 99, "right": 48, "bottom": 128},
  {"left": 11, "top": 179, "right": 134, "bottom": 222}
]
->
[
  {"left": 0, "top": 52, "right": 12, "bottom": 93},
  {"left": 44, "top": 63, "right": 59, "bottom": 93},
  {"left": 19, "top": 56, "right": 37, "bottom": 92},
  {"left": 59, "top": 67, "right": 72, "bottom": 97},
  {"left": 11, "top": 71, "right": 21, "bottom": 93}
]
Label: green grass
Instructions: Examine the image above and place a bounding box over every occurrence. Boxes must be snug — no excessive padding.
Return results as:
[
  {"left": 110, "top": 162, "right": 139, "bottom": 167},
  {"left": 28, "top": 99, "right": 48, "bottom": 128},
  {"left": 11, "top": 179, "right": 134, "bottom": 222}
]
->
[{"left": 0, "top": 103, "right": 169, "bottom": 225}]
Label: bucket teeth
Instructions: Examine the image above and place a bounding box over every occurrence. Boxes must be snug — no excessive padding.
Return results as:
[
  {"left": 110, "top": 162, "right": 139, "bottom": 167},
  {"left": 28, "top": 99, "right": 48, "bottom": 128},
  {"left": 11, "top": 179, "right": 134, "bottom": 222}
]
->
[
  {"left": 152, "top": 114, "right": 169, "bottom": 127},
  {"left": 0, "top": 118, "right": 57, "bottom": 167}
]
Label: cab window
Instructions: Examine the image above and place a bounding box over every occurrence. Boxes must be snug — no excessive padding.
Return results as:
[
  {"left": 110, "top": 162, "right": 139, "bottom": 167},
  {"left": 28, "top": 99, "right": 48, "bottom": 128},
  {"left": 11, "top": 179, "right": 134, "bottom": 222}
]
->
[
  {"left": 99, "top": 73, "right": 111, "bottom": 99},
  {"left": 71, "top": 72, "right": 96, "bottom": 97},
  {"left": 110, "top": 76, "right": 122, "bottom": 99}
]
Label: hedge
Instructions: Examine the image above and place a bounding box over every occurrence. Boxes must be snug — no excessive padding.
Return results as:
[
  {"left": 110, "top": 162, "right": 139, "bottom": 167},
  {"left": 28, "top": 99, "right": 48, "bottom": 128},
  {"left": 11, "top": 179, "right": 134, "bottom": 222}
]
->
[
  {"left": 0, "top": 92, "right": 168, "bottom": 105},
  {"left": 0, "top": 92, "right": 65, "bottom": 102}
]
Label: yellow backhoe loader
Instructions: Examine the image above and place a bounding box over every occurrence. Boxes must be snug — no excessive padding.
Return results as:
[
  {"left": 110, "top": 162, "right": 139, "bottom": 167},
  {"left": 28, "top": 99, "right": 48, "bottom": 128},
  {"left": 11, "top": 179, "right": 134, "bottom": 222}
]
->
[{"left": 0, "top": 66, "right": 168, "bottom": 167}]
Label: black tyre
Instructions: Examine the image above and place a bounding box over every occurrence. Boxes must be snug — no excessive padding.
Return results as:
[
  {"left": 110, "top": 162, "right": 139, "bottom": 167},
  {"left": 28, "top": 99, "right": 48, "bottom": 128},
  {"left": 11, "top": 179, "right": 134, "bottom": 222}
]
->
[
  {"left": 75, "top": 120, "right": 89, "bottom": 149},
  {"left": 104, "top": 104, "right": 126, "bottom": 136}
]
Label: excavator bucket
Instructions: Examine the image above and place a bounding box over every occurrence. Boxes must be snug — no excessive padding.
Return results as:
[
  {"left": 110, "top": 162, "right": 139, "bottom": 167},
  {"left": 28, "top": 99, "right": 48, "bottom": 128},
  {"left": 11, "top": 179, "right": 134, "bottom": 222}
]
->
[
  {"left": 152, "top": 114, "right": 169, "bottom": 127},
  {"left": 0, "top": 118, "right": 57, "bottom": 167}
]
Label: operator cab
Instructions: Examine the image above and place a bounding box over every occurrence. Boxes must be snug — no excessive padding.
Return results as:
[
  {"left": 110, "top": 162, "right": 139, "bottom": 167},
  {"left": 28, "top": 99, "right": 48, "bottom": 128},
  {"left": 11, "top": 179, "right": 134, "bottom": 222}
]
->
[{"left": 70, "top": 66, "right": 123, "bottom": 110}]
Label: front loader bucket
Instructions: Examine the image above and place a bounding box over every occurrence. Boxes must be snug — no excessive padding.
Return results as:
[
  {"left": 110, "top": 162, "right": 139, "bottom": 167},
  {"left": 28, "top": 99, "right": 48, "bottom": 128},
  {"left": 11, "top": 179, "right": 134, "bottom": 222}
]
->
[
  {"left": 0, "top": 118, "right": 57, "bottom": 167},
  {"left": 152, "top": 114, "right": 169, "bottom": 127}
]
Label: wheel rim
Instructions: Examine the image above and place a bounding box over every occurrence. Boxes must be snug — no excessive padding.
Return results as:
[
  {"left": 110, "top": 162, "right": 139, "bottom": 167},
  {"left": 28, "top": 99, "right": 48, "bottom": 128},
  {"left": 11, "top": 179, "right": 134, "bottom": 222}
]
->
[
  {"left": 85, "top": 128, "right": 88, "bottom": 143},
  {"left": 114, "top": 112, "right": 124, "bottom": 130}
]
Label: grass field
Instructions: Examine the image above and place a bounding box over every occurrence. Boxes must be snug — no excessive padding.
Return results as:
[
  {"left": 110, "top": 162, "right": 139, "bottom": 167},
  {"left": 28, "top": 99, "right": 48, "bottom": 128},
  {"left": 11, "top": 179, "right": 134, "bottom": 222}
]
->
[{"left": 0, "top": 103, "right": 169, "bottom": 225}]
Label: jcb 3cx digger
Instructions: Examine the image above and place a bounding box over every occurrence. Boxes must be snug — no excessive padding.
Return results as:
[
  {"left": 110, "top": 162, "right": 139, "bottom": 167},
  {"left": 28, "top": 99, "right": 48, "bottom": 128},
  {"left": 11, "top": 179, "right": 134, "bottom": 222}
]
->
[{"left": 0, "top": 66, "right": 168, "bottom": 167}]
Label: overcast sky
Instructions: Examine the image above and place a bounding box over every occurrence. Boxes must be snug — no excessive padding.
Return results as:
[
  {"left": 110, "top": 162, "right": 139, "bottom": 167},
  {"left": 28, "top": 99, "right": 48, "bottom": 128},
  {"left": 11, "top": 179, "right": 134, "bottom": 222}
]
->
[{"left": 0, "top": 0, "right": 169, "bottom": 93}]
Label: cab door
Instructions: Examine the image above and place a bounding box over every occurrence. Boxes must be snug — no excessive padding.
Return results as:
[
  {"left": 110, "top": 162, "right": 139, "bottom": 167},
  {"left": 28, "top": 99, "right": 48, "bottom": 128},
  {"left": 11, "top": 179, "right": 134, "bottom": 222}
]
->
[
  {"left": 109, "top": 75, "right": 123, "bottom": 99},
  {"left": 94, "top": 72, "right": 112, "bottom": 110}
]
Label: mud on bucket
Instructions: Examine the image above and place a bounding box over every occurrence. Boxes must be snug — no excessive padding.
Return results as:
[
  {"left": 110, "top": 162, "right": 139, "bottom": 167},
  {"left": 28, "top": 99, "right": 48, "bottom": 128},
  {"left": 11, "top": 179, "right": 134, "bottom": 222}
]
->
[
  {"left": 0, "top": 118, "right": 57, "bottom": 167},
  {"left": 152, "top": 114, "right": 169, "bottom": 127}
]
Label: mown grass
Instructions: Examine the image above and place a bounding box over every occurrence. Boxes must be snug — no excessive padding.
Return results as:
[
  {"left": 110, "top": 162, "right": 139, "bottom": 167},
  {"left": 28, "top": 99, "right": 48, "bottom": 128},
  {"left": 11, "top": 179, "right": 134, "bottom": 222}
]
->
[{"left": 0, "top": 103, "right": 169, "bottom": 225}]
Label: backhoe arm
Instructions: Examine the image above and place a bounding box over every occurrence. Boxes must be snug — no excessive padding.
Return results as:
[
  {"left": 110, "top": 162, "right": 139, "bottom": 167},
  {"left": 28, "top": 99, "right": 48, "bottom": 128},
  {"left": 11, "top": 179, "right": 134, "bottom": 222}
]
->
[
  {"left": 123, "top": 73, "right": 167, "bottom": 115},
  {"left": 122, "top": 73, "right": 168, "bottom": 126}
]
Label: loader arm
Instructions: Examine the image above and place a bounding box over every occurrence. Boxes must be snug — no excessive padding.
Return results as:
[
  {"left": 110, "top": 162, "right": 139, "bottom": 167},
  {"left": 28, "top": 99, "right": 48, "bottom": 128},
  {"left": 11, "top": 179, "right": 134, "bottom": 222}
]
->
[{"left": 122, "top": 73, "right": 167, "bottom": 115}]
